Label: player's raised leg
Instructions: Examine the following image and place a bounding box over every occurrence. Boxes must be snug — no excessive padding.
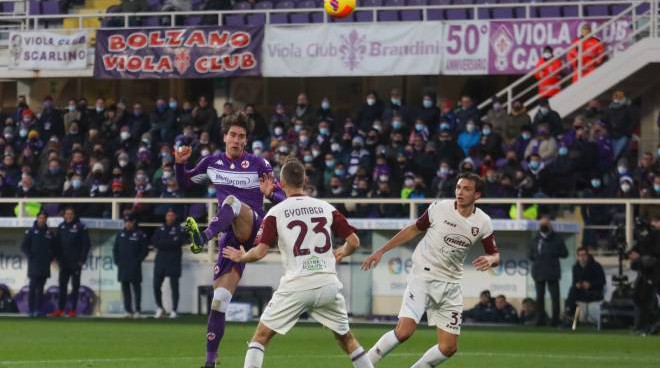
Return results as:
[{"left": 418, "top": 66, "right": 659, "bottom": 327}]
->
[
  {"left": 185, "top": 196, "right": 253, "bottom": 253},
  {"left": 410, "top": 329, "right": 458, "bottom": 368},
  {"left": 368, "top": 317, "right": 417, "bottom": 365}
]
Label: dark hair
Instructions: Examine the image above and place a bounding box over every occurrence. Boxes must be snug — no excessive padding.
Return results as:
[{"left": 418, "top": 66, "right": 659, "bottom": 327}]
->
[
  {"left": 63, "top": 206, "right": 76, "bottom": 215},
  {"left": 576, "top": 247, "right": 588, "bottom": 254},
  {"left": 457, "top": 172, "right": 484, "bottom": 194},
  {"left": 280, "top": 158, "right": 305, "bottom": 189},
  {"left": 221, "top": 112, "right": 254, "bottom": 136}
]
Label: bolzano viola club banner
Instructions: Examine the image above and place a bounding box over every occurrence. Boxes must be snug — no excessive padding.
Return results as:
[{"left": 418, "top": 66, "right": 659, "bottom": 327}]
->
[{"left": 94, "top": 27, "right": 263, "bottom": 79}]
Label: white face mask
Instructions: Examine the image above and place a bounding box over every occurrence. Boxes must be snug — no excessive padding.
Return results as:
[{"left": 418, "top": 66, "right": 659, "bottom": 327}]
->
[
  {"left": 621, "top": 183, "right": 631, "bottom": 192},
  {"left": 366, "top": 98, "right": 375, "bottom": 106},
  {"left": 120, "top": 131, "right": 130, "bottom": 141},
  {"left": 543, "top": 52, "right": 553, "bottom": 59},
  {"left": 466, "top": 124, "right": 475, "bottom": 133}
]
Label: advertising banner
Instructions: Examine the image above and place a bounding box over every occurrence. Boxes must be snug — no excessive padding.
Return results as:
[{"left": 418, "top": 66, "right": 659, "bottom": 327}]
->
[
  {"left": 441, "top": 21, "right": 491, "bottom": 75},
  {"left": 263, "top": 23, "right": 444, "bottom": 77},
  {"left": 8, "top": 31, "right": 88, "bottom": 70},
  {"left": 94, "top": 27, "right": 263, "bottom": 79},
  {"left": 488, "top": 18, "right": 632, "bottom": 74}
]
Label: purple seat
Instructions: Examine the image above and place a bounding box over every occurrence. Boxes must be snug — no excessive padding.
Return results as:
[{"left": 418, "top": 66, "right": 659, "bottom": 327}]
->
[
  {"left": 585, "top": 5, "right": 609, "bottom": 17},
  {"left": 354, "top": 11, "right": 374, "bottom": 22},
  {"left": 310, "top": 11, "right": 324, "bottom": 22},
  {"left": 42, "top": 203, "right": 60, "bottom": 217},
  {"left": 536, "top": 6, "right": 561, "bottom": 18},
  {"left": 611, "top": 4, "right": 630, "bottom": 15},
  {"left": 290, "top": 12, "right": 312, "bottom": 23},
  {"left": 247, "top": 13, "right": 267, "bottom": 25},
  {"left": 233, "top": 1, "right": 253, "bottom": 10},
  {"left": 1, "top": 2, "right": 15, "bottom": 13},
  {"left": 384, "top": 0, "right": 405, "bottom": 6},
  {"left": 428, "top": 0, "right": 450, "bottom": 20},
  {"left": 255, "top": 1, "right": 274, "bottom": 9},
  {"left": 402, "top": 0, "right": 425, "bottom": 20},
  {"left": 446, "top": 8, "right": 471, "bottom": 20},
  {"left": 184, "top": 16, "right": 203, "bottom": 25},
  {"left": 331, "top": 13, "right": 356, "bottom": 22},
  {"left": 143, "top": 17, "right": 161, "bottom": 27},
  {"left": 276, "top": 0, "right": 296, "bottom": 8},
  {"left": 224, "top": 14, "right": 245, "bottom": 26},
  {"left": 378, "top": 10, "right": 400, "bottom": 21},
  {"left": 297, "top": 0, "right": 317, "bottom": 8},
  {"left": 147, "top": 0, "right": 162, "bottom": 9},
  {"left": 492, "top": 7, "right": 514, "bottom": 19},
  {"left": 28, "top": 0, "right": 41, "bottom": 15},
  {"left": 42, "top": 1, "right": 62, "bottom": 15},
  {"left": 562, "top": 6, "right": 578, "bottom": 17},
  {"left": 270, "top": 13, "right": 289, "bottom": 24},
  {"left": 363, "top": 0, "right": 383, "bottom": 7},
  {"left": 636, "top": 3, "right": 650, "bottom": 15},
  {"left": 406, "top": 0, "right": 427, "bottom": 4},
  {"left": 451, "top": 0, "right": 474, "bottom": 4},
  {"left": 187, "top": 204, "right": 207, "bottom": 220}
]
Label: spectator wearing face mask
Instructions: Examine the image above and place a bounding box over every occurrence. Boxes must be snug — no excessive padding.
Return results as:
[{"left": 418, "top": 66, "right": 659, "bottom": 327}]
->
[
  {"left": 316, "top": 97, "right": 336, "bottom": 125},
  {"left": 150, "top": 98, "right": 177, "bottom": 146},
  {"left": 439, "top": 99, "right": 457, "bottom": 133},
  {"left": 63, "top": 98, "right": 81, "bottom": 133},
  {"left": 534, "top": 46, "right": 563, "bottom": 98},
  {"left": 524, "top": 123, "right": 558, "bottom": 162},
  {"left": 270, "top": 102, "right": 290, "bottom": 130},
  {"left": 293, "top": 92, "right": 316, "bottom": 129},
  {"left": 528, "top": 216, "right": 568, "bottom": 326},
  {"left": 455, "top": 95, "right": 480, "bottom": 132},
  {"left": 618, "top": 175, "right": 638, "bottom": 198},
  {"left": 567, "top": 24, "right": 606, "bottom": 83},
  {"left": 37, "top": 159, "right": 65, "bottom": 197},
  {"left": 126, "top": 103, "right": 150, "bottom": 141},
  {"left": 431, "top": 161, "right": 456, "bottom": 198},
  {"left": 435, "top": 128, "right": 464, "bottom": 169},
  {"left": 532, "top": 99, "right": 563, "bottom": 137},
  {"left": 457, "top": 119, "right": 481, "bottom": 156},
  {"left": 16, "top": 173, "right": 39, "bottom": 197},
  {"left": 409, "top": 119, "right": 430, "bottom": 144},
  {"left": 604, "top": 90, "right": 636, "bottom": 161},
  {"left": 590, "top": 121, "right": 614, "bottom": 172},
  {"left": 484, "top": 99, "right": 508, "bottom": 137},
  {"left": 382, "top": 88, "right": 411, "bottom": 126},
  {"left": 479, "top": 121, "right": 504, "bottom": 159},
  {"left": 36, "top": 96, "right": 64, "bottom": 142},
  {"left": 416, "top": 92, "right": 440, "bottom": 130},
  {"left": 357, "top": 90, "right": 384, "bottom": 133},
  {"left": 506, "top": 100, "right": 532, "bottom": 144},
  {"left": 524, "top": 153, "right": 551, "bottom": 197},
  {"left": 544, "top": 144, "right": 576, "bottom": 197}
]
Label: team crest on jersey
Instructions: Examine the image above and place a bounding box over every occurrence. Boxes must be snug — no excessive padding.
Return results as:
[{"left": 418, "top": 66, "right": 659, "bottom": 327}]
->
[
  {"left": 471, "top": 227, "right": 479, "bottom": 236},
  {"left": 230, "top": 163, "right": 235, "bottom": 169},
  {"left": 241, "top": 160, "right": 250, "bottom": 169},
  {"left": 213, "top": 265, "right": 220, "bottom": 275},
  {"left": 215, "top": 159, "right": 224, "bottom": 166}
]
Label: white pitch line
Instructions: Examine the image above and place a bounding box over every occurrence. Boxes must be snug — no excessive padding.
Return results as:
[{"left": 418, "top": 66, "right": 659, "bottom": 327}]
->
[{"left": 1, "top": 351, "right": 659, "bottom": 366}]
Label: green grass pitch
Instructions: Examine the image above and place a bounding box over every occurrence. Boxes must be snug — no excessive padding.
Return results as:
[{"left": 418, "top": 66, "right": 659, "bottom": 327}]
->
[{"left": 0, "top": 316, "right": 658, "bottom": 368}]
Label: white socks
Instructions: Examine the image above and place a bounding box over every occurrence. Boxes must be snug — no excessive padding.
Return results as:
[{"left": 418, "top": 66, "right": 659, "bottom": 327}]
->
[
  {"left": 243, "top": 341, "right": 265, "bottom": 368},
  {"left": 368, "top": 330, "right": 401, "bottom": 364},
  {"left": 350, "top": 346, "right": 374, "bottom": 368},
  {"left": 410, "top": 345, "right": 448, "bottom": 368}
]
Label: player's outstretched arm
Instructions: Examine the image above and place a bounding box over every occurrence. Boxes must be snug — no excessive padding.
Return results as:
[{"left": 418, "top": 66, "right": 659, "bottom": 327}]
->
[
  {"left": 334, "top": 233, "right": 360, "bottom": 263},
  {"left": 222, "top": 243, "right": 269, "bottom": 263},
  {"left": 260, "top": 172, "right": 286, "bottom": 204},
  {"left": 472, "top": 252, "right": 500, "bottom": 271},
  {"left": 174, "top": 145, "right": 194, "bottom": 190},
  {"left": 361, "top": 224, "right": 422, "bottom": 271}
]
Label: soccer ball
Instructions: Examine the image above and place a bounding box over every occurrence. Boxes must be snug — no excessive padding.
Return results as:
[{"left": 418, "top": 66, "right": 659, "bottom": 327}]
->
[{"left": 324, "top": 0, "right": 356, "bottom": 19}]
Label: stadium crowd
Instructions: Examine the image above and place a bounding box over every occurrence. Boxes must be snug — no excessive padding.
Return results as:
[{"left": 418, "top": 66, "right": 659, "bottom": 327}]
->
[{"left": 0, "top": 89, "right": 658, "bottom": 221}]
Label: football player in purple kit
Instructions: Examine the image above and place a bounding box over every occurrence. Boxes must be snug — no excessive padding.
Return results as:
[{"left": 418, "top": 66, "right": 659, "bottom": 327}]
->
[{"left": 175, "top": 112, "right": 285, "bottom": 368}]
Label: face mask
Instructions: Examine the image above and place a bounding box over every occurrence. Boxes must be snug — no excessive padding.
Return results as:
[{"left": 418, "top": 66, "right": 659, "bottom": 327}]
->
[
  {"left": 591, "top": 179, "right": 602, "bottom": 188},
  {"left": 120, "top": 131, "right": 130, "bottom": 141},
  {"left": 19, "top": 128, "right": 28, "bottom": 138},
  {"left": 558, "top": 146, "right": 568, "bottom": 156},
  {"left": 208, "top": 187, "right": 216, "bottom": 196},
  {"left": 299, "top": 136, "right": 309, "bottom": 144},
  {"left": 529, "top": 161, "right": 540, "bottom": 170},
  {"left": 404, "top": 179, "right": 414, "bottom": 187},
  {"left": 540, "top": 107, "right": 549, "bottom": 114},
  {"left": 3, "top": 133, "right": 12, "bottom": 140},
  {"left": 331, "top": 143, "right": 341, "bottom": 152},
  {"left": 118, "top": 159, "right": 128, "bottom": 168},
  {"left": 621, "top": 183, "right": 631, "bottom": 192},
  {"left": 252, "top": 148, "right": 262, "bottom": 157},
  {"left": 294, "top": 125, "right": 303, "bottom": 133},
  {"left": 70, "top": 128, "right": 80, "bottom": 135},
  {"left": 303, "top": 155, "right": 313, "bottom": 163},
  {"left": 366, "top": 98, "right": 375, "bottom": 106},
  {"left": 438, "top": 122, "right": 449, "bottom": 132},
  {"left": 68, "top": 105, "right": 76, "bottom": 112},
  {"left": 162, "top": 171, "right": 172, "bottom": 179},
  {"left": 415, "top": 123, "right": 424, "bottom": 131},
  {"left": 438, "top": 167, "right": 449, "bottom": 177},
  {"left": 392, "top": 120, "right": 402, "bottom": 130},
  {"left": 96, "top": 106, "right": 104, "bottom": 113},
  {"left": 133, "top": 110, "right": 142, "bottom": 117},
  {"left": 278, "top": 146, "right": 289, "bottom": 154},
  {"left": 482, "top": 128, "right": 491, "bottom": 136},
  {"left": 543, "top": 52, "right": 553, "bottom": 59},
  {"left": 331, "top": 186, "right": 343, "bottom": 195},
  {"left": 522, "top": 132, "right": 531, "bottom": 140},
  {"left": 71, "top": 179, "right": 81, "bottom": 189},
  {"left": 466, "top": 124, "right": 475, "bottom": 133},
  {"left": 334, "top": 169, "right": 345, "bottom": 176},
  {"left": 274, "top": 127, "right": 283, "bottom": 136},
  {"left": 423, "top": 99, "right": 433, "bottom": 109},
  {"left": 169, "top": 101, "right": 178, "bottom": 109},
  {"left": 325, "top": 160, "right": 335, "bottom": 168},
  {"left": 49, "top": 167, "right": 61, "bottom": 175},
  {"left": 319, "top": 128, "right": 329, "bottom": 136},
  {"left": 321, "top": 101, "right": 330, "bottom": 110},
  {"left": 617, "top": 166, "right": 627, "bottom": 175},
  {"left": 98, "top": 185, "right": 108, "bottom": 193},
  {"left": 654, "top": 184, "right": 660, "bottom": 193},
  {"left": 201, "top": 149, "right": 210, "bottom": 157},
  {"left": 391, "top": 98, "right": 401, "bottom": 106}
]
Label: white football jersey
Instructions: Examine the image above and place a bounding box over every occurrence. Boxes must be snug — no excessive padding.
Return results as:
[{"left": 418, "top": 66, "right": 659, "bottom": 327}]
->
[
  {"left": 412, "top": 199, "right": 497, "bottom": 283},
  {"left": 256, "top": 195, "right": 356, "bottom": 292}
]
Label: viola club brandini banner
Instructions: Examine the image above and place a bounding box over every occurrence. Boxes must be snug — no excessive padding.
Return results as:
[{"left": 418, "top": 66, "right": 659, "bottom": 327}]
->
[
  {"left": 263, "top": 23, "right": 444, "bottom": 77},
  {"left": 8, "top": 31, "right": 88, "bottom": 70},
  {"left": 487, "top": 18, "right": 632, "bottom": 74},
  {"left": 94, "top": 27, "right": 263, "bottom": 79}
]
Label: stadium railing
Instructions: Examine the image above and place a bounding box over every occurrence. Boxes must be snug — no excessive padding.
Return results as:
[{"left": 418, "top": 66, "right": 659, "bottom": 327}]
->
[
  {"left": 0, "top": 1, "right": 637, "bottom": 33},
  {"left": 1, "top": 197, "right": 658, "bottom": 248},
  {"left": 477, "top": 0, "right": 658, "bottom": 115}
]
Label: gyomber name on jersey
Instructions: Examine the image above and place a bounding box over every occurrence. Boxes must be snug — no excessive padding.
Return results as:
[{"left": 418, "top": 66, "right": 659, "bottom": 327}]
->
[{"left": 284, "top": 207, "right": 325, "bottom": 218}]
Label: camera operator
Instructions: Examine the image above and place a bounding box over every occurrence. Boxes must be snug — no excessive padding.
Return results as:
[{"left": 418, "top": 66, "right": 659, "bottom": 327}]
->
[{"left": 627, "top": 215, "right": 660, "bottom": 334}]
